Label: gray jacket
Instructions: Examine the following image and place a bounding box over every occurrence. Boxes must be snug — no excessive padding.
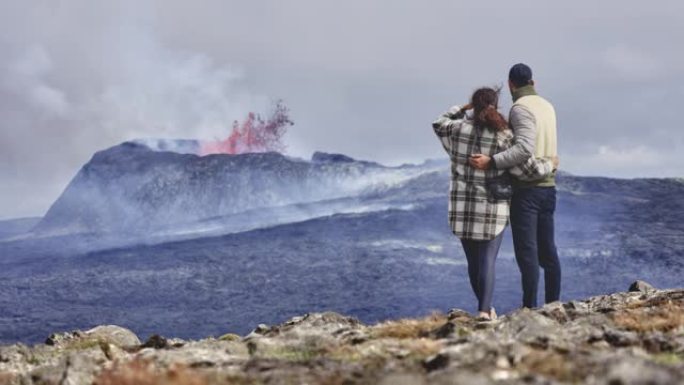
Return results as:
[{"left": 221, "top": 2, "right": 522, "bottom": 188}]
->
[{"left": 491, "top": 105, "right": 536, "bottom": 169}]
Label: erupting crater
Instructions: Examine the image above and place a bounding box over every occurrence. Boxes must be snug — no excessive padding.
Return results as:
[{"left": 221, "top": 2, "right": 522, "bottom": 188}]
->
[{"left": 200, "top": 100, "right": 293, "bottom": 156}]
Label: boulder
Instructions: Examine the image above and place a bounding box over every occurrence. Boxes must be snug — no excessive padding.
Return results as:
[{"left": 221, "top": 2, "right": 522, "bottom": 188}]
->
[
  {"left": 629, "top": 280, "right": 656, "bottom": 293},
  {"left": 45, "top": 325, "right": 140, "bottom": 349}
]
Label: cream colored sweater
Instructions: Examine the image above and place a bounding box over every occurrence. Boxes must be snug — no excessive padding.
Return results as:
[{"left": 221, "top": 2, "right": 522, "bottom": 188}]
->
[{"left": 515, "top": 95, "right": 557, "bottom": 159}]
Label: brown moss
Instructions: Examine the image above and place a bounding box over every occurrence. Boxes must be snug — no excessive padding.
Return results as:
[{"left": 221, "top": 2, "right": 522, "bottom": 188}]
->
[
  {"left": 612, "top": 301, "right": 684, "bottom": 333},
  {"left": 94, "top": 359, "right": 207, "bottom": 385},
  {"left": 519, "top": 349, "right": 578, "bottom": 382},
  {"left": 0, "top": 372, "right": 15, "bottom": 385},
  {"left": 218, "top": 333, "right": 242, "bottom": 342},
  {"left": 371, "top": 312, "right": 448, "bottom": 339}
]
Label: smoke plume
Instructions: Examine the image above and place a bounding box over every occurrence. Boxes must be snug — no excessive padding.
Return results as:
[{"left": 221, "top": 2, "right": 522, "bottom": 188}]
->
[{"left": 0, "top": 1, "right": 270, "bottom": 218}]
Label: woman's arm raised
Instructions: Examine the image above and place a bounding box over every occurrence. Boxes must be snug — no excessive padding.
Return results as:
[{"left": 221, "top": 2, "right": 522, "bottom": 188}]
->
[{"left": 432, "top": 104, "right": 470, "bottom": 137}]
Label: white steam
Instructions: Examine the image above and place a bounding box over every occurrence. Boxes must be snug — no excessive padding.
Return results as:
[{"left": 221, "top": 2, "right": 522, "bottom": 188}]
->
[{"left": 0, "top": 1, "right": 266, "bottom": 219}]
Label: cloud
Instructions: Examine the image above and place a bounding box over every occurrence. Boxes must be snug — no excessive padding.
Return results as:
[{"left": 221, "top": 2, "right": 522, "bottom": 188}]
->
[
  {"left": 563, "top": 144, "right": 682, "bottom": 178},
  {"left": 602, "top": 44, "right": 664, "bottom": 81},
  {"left": 1, "top": 0, "right": 683, "bottom": 218},
  {"left": 4, "top": 45, "right": 70, "bottom": 117}
]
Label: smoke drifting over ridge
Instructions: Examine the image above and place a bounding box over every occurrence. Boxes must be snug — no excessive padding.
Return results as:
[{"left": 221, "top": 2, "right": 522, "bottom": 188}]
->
[{"left": 0, "top": 1, "right": 271, "bottom": 218}]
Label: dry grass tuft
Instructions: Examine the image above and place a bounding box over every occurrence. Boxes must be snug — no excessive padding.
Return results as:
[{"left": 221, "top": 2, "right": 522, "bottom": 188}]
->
[
  {"left": 371, "top": 312, "right": 448, "bottom": 339},
  {"left": 652, "top": 352, "right": 684, "bottom": 366},
  {"left": 612, "top": 301, "right": 684, "bottom": 333},
  {"left": 94, "top": 359, "right": 207, "bottom": 385},
  {"left": 327, "top": 337, "right": 443, "bottom": 367}
]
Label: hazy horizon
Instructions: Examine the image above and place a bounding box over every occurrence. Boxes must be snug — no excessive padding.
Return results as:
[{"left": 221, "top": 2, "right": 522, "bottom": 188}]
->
[{"left": 2, "top": 0, "right": 683, "bottom": 218}]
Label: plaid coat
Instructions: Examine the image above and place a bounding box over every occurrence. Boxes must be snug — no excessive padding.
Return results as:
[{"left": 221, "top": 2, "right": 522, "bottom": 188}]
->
[{"left": 432, "top": 105, "right": 555, "bottom": 240}]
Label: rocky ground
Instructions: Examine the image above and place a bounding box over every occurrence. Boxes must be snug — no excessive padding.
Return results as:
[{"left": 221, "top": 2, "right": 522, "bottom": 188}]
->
[{"left": 1, "top": 281, "right": 683, "bottom": 385}]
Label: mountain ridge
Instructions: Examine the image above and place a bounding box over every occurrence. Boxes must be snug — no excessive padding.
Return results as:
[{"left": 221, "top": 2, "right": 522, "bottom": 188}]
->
[{"left": 34, "top": 140, "right": 427, "bottom": 236}]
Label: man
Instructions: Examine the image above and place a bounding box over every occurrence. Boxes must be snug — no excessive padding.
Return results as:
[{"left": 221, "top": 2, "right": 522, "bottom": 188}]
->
[{"left": 469, "top": 63, "right": 561, "bottom": 308}]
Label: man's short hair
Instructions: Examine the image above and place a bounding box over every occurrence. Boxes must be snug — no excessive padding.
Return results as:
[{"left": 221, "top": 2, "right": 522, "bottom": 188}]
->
[{"left": 509, "top": 63, "right": 533, "bottom": 88}]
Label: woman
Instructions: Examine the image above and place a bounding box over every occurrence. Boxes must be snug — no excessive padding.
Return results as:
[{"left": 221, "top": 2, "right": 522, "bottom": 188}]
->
[{"left": 432, "top": 87, "right": 557, "bottom": 320}]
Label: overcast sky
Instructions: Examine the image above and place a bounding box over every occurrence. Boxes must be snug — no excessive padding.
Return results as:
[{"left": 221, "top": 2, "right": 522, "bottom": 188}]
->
[{"left": 1, "top": 0, "right": 683, "bottom": 219}]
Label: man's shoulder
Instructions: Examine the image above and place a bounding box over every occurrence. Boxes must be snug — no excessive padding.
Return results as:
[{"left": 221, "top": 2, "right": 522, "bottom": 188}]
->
[
  {"left": 515, "top": 94, "right": 555, "bottom": 108},
  {"left": 535, "top": 95, "right": 555, "bottom": 110},
  {"left": 510, "top": 103, "right": 532, "bottom": 113},
  {"left": 513, "top": 95, "right": 555, "bottom": 117},
  {"left": 509, "top": 103, "right": 535, "bottom": 122}
]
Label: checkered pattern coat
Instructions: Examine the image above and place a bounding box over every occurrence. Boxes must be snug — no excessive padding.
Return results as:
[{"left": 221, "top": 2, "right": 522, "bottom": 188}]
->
[{"left": 432, "top": 105, "right": 555, "bottom": 240}]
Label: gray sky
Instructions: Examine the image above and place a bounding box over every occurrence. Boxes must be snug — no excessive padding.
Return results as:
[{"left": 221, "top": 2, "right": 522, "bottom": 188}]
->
[{"left": 1, "top": 0, "right": 683, "bottom": 219}]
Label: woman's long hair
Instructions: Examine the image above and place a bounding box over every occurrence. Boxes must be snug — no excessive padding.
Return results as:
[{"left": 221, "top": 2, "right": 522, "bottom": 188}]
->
[{"left": 471, "top": 87, "right": 508, "bottom": 132}]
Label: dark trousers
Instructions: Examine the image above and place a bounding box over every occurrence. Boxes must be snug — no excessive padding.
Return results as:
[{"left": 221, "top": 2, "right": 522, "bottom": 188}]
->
[
  {"left": 460, "top": 231, "right": 504, "bottom": 312},
  {"left": 510, "top": 186, "right": 561, "bottom": 308}
]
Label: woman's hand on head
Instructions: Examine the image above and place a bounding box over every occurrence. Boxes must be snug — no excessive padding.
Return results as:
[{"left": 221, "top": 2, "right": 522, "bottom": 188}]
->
[{"left": 460, "top": 103, "right": 473, "bottom": 111}]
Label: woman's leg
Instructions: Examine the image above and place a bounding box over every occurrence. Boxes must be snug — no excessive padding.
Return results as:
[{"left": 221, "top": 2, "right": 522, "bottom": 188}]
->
[
  {"left": 461, "top": 233, "right": 503, "bottom": 313},
  {"left": 475, "top": 232, "right": 504, "bottom": 312},
  {"left": 460, "top": 239, "right": 481, "bottom": 304}
]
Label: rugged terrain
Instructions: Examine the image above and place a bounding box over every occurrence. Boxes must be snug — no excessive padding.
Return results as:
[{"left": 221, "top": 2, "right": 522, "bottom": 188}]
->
[
  {"left": 1, "top": 142, "right": 683, "bottom": 344},
  {"left": 0, "top": 282, "right": 682, "bottom": 385}
]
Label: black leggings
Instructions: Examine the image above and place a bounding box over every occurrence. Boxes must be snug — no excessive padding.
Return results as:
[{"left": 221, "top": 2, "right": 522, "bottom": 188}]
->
[{"left": 460, "top": 231, "right": 504, "bottom": 312}]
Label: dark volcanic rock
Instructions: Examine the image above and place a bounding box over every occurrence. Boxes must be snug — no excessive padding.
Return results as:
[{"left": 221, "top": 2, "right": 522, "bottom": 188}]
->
[
  {"left": 630, "top": 280, "right": 656, "bottom": 293},
  {"left": 141, "top": 334, "right": 169, "bottom": 349},
  {"left": 311, "top": 151, "right": 357, "bottom": 163}
]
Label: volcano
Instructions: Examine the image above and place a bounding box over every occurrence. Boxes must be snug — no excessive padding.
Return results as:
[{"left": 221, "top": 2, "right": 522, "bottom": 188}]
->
[{"left": 33, "top": 140, "right": 425, "bottom": 236}]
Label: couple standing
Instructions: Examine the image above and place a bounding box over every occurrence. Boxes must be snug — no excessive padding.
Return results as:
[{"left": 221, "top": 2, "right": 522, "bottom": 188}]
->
[{"left": 432, "top": 63, "right": 561, "bottom": 320}]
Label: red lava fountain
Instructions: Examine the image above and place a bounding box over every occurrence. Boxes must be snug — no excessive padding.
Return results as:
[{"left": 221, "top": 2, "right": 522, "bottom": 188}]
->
[{"left": 200, "top": 101, "right": 293, "bottom": 155}]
